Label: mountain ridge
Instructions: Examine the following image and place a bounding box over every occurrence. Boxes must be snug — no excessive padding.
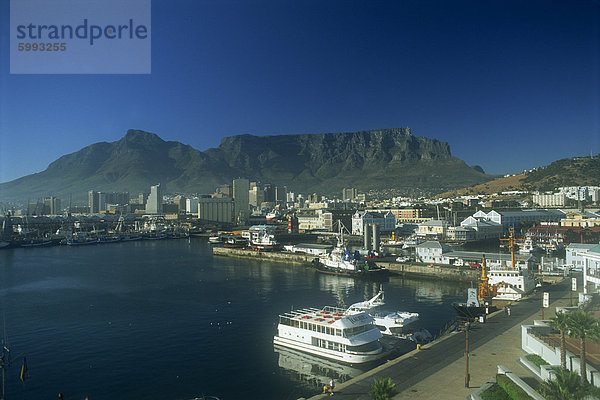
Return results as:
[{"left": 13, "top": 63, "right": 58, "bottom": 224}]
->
[{"left": 0, "top": 128, "right": 493, "bottom": 203}]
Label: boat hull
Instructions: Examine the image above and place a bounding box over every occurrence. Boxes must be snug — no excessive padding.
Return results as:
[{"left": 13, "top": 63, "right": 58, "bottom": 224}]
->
[
  {"left": 273, "top": 335, "right": 384, "bottom": 365},
  {"left": 313, "top": 260, "right": 387, "bottom": 278}
]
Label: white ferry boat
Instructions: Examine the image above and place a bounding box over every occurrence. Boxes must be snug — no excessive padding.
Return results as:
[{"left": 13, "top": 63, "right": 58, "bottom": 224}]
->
[
  {"left": 346, "top": 290, "right": 420, "bottom": 337},
  {"left": 273, "top": 306, "right": 385, "bottom": 364}
]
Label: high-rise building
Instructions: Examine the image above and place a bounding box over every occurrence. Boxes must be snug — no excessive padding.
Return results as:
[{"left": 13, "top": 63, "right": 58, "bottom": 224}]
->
[
  {"left": 98, "top": 192, "right": 107, "bottom": 212},
  {"left": 186, "top": 197, "right": 199, "bottom": 214},
  {"left": 43, "top": 196, "right": 61, "bottom": 215},
  {"left": 233, "top": 178, "right": 250, "bottom": 224},
  {"left": 106, "top": 192, "right": 130, "bottom": 206},
  {"left": 173, "top": 195, "right": 187, "bottom": 213},
  {"left": 146, "top": 184, "right": 163, "bottom": 214},
  {"left": 342, "top": 188, "right": 358, "bottom": 201},
  {"left": 249, "top": 185, "right": 264, "bottom": 207},
  {"left": 275, "top": 186, "right": 287, "bottom": 203},
  {"left": 286, "top": 192, "right": 295, "bottom": 203},
  {"left": 138, "top": 192, "right": 148, "bottom": 205},
  {"left": 263, "top": 184, "right": 275, "bottom": 203},
  {"left": 88, "top": 190, "right": 100, "bottom": 213}
]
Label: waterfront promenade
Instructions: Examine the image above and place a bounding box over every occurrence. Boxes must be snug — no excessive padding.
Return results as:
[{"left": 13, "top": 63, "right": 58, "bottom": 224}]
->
[{"left": 306, "top": 278, "right": 571, "bottom": 400}]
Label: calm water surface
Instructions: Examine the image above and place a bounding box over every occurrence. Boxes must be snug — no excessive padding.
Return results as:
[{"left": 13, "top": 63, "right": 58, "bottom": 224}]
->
[{"left": 0, "top": 239, "right": 469, "bottom": 400}]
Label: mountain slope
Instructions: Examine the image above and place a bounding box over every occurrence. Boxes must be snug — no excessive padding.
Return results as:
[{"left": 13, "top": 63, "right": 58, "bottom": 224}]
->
[
  {"left": 438, "top": 155, "right": 600, "bottom": 197},
  {"left": 0, "top": 128, "right": 493, "bottom": 202}
]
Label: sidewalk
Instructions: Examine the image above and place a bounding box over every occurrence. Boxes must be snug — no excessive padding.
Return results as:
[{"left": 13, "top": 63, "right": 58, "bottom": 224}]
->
[{"left": 395, "top": 280, "right": 572, "bottom": 399}]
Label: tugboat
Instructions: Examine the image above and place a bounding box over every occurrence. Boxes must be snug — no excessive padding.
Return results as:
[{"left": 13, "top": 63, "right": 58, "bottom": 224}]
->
[
  {"left": 313, "top": 229, "right": 386, "bottom": 277},
  {"left": 223, "top": 236, "right": 248, "bottom": 248},
  {"left": 452, "top": 256, "right": 498, "bottom": 319}
]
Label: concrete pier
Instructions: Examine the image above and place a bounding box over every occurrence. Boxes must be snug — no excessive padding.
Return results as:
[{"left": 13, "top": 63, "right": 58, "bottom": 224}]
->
[
  {"left": 212, "top": 246, "right": 480, "bottom": 281},
  {"left": 212, "top": 246, "right": 314, "bottom": 265}
]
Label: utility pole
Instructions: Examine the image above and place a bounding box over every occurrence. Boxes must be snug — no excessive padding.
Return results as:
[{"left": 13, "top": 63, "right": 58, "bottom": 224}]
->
[
  {"left": 1, "top": 344, "right": 8, "bottom": 400},
  {"left": 465, "top": 322, "right": 470, "bottom": 388}
]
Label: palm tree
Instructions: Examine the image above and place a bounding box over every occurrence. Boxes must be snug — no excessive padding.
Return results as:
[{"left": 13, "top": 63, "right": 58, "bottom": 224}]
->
[
  {"left": 566, "top": 310, "right": 600, "bottom": 384},
  {"left": 549, "top": 311, "right": 570, "bottom": 370},
  {"left": 539, "top": 367, "right": 587, "bottom": 400},
  {"left": 538, "top": 367, "right": 586, "bottom": 400},
  {"left": 369, "top": 378, "right": 397, "bottom": 400}
]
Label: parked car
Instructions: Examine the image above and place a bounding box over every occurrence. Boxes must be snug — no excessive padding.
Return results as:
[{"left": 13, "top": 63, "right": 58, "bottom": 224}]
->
[{"left": 396, "top": 256, "right": 410, "bottom": 262}]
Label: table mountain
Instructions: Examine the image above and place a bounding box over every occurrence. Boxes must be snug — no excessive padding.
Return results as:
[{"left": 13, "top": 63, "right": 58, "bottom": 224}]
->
[{"left": 0, "top": 128, "right": 492, "bottom": 202}]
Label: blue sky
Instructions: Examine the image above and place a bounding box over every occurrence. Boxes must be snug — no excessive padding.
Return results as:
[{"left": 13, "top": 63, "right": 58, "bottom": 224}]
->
[{"left": 1, "top": 0, "right": 599, "bottom": 183}]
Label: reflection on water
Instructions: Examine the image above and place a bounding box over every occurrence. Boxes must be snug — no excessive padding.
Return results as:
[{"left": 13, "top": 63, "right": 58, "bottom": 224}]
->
[{"left": 274, "top": 345, "right": 367, "bottom": 391}]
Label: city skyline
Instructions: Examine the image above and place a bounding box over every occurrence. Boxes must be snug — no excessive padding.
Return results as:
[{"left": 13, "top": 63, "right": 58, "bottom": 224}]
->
[{"left": 1, "top": 0, "right": 598, "bottom": 183}]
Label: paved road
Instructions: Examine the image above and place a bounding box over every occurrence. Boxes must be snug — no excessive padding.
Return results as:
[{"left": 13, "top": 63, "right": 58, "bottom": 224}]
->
[{"left": 307, "top": 278, "right": 570, "bottom": 399}]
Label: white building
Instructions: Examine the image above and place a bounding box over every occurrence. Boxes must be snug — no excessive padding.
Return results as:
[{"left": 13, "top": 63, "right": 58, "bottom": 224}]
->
[
  {"left": 351, "top": 211, "right": 395, "bottom": 235},
  {"left": 460, "top": 217, "right": 503, "bottom": 239},
  {"left": 415, "top": 241, "right": 453, "bottom": 264},
  {"left": 532, "top": 193, "right": 566, "bottom": 208},
  {"left": 470, "top": 209, "right": 565, "bottom": 232},
  {"left": 582, "top": 245, "right": 600, "bottom": 295},
  {"left": 145, "top": 184, "right": 163, "bottom": 214},
  {"left": 566, "top": 243, "right": 598, "bottom": 269},
  {"left": 186, "top": 197, "right": 199, "bottom": 215},
  {"left": 557, "top": 186, "right": 600, "bottom": 201},
  {"left": 415, "top": 241, "right": 535, "bottom": 270}
]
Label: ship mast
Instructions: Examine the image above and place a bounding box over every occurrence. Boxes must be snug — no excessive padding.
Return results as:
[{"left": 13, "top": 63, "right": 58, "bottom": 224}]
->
[
  {"left": 477, "top": 256, "right": 496, "bottom": 301},
  {"left": 499, "top": 229, "right": 518, "bottom": 270}
]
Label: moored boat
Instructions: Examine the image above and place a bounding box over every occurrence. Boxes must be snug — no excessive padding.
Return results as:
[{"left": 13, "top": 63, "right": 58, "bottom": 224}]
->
[
  {"left": 273, "top": 306, "right": 385, "bottom": 364},
  {"left": 250, "top": 230, "right": 279, "bottom": 251},
  {"left": 223, "top": 236, "right": 248, "bottom": 248},
  {"left": 452, "top": 256, "right": 498, "bottom": 319},
  {"left": 208, "top": 234, "right": 224, "bottom": 244},
  {"left": 346, "top": 289, "right": 419, "bottom": 337},
  {"left": 313, "top": 234, "right": 386, "bottom": 277}
]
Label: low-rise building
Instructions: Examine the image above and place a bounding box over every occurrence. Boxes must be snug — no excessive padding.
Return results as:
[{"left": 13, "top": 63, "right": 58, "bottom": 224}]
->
[
  {"left": 561, "top": 212, "right": 600, "bottom": 228},
  {"left": 566, "top": 243, "right": 598, "bottom": 268},
  {"left": 460, "top": 217, "right": 503, "bottom": 239},
  {"left": 417, "top": 220, "right": 448, "bottom": 238},
  {"left": 351, "top": 211, "right": 395, "bottom": 235},
  {"left": 297, "top": 210, "right": 334, "bottom": 232},
  {"left": 583, "top": 245, "right": 600, "bottom": 295},
  {"left": 415, "top": 241, "right": 452, "bottom": 263},
  {"left": 469, "top": 209, "right": 565, "bottom": 232},
  {"left": 415, "top": 241, "right": 535, "bottom": 270}
]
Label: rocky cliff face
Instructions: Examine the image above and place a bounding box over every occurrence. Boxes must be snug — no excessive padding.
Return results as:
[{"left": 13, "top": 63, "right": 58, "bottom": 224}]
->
[{"left": 0, "top": 128, "right": 491, "bottom": 202}]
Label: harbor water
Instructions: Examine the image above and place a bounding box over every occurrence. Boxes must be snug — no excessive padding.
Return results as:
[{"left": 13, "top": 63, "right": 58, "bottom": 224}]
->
[{"left": 0, "top": 239, "right": 469, "bottom": 400}]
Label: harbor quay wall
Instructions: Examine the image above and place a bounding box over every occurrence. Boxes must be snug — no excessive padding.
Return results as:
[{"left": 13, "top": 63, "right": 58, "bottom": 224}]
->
[
  {"left": 212, "top": 247, "right": 314, "bottom": 265},
  {"left": 212, "top": 247, "right": 481, "bottom": 281},
  {"left": 378, "top": 261, "right": 481, "bottom": 282}
]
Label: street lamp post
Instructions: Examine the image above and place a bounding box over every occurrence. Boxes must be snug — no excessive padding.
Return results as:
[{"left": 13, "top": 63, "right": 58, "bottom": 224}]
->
[{"left": 465, "top": 322, "right": 470, "bottom": 388}]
